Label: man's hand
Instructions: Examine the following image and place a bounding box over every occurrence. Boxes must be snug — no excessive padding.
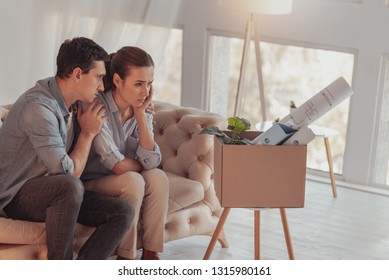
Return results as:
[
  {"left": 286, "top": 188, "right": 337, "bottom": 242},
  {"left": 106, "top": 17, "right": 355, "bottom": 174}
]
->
[
  {"left": 77, "top": 99, "right": 107, "bottom": 138},
  {"left": 69, "top": 99, "right": 107, "bottom": 178}
]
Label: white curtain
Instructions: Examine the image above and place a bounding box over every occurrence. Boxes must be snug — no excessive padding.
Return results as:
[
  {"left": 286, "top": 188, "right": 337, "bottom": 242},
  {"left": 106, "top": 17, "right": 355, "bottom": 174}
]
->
[{"left": 0, "top": 0, "right": 182, "bottom": 104}]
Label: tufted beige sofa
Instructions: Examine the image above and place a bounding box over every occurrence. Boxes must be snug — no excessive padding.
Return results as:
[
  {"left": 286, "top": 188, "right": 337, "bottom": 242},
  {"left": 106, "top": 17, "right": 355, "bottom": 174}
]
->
[{"left": 0, "top": 101, "right": 228, "bottom": 259}]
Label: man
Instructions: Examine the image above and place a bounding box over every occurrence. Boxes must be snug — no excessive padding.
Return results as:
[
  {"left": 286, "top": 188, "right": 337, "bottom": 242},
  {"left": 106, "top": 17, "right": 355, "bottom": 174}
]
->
[{"left": 0, "top": 37, "right": 134, "bottom": 260}]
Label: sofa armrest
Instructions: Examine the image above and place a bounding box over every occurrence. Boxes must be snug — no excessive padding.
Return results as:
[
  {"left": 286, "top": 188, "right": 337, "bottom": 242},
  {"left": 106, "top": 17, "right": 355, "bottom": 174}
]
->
[{"left": 153, "top": 101, "right": 227, "bottom": 211}]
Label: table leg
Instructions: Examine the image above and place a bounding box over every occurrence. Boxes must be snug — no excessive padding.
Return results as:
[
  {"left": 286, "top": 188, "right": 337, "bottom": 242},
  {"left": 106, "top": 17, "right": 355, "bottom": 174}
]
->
[
  {"left": 324, "top": 137, "right": 337, "bottom": 198},
  {"left": 203, "top": 207, "right": 231, "bottom": 260},
  {"left": 280, "top": 208, "right": 294, "bottom": 260},
  {"left": 254, "top": 210, "right": 260, "bottom": 260}
]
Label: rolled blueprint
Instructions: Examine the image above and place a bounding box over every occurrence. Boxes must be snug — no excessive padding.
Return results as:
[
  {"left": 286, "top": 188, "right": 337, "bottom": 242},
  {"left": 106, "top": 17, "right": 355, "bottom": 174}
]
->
[
  {"left": 278, "top": 76, "right": 353, "bottom": 130},
  {"left": 252, "top": 76, "right": 353, "bottom": 145}
]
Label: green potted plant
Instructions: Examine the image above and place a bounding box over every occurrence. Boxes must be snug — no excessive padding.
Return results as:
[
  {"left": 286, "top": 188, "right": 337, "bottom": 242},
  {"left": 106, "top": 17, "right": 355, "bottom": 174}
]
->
[{"left": 200, "top": 116, "right": 252, "bottom": 145}]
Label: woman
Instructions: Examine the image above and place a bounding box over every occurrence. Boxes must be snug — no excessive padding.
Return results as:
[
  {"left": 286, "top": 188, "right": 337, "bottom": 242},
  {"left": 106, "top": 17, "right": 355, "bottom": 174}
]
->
[{"left": 81, "top": 46, "right": 169, "bottom": 260}]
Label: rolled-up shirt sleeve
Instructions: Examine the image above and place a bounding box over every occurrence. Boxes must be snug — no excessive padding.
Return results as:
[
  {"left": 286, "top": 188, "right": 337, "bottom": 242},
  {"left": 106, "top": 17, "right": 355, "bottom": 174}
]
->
[
  {"left": 93, "top": 122, "right": 125, "bottom": 171},
  {"left": 136, "top": 144, "right": 161, "bottom": 169},
  {"left": 20, "top": 102, "right": 74, "bottom": 175}
]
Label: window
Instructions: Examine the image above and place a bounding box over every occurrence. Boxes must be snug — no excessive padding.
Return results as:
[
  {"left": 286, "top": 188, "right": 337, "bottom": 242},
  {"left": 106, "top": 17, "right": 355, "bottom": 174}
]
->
[
  {"left": 153, "top": 28, "right": 182, "bottom": 105},
  {"left": 209, "top": 35, "right": 354, "bottom": 174}
]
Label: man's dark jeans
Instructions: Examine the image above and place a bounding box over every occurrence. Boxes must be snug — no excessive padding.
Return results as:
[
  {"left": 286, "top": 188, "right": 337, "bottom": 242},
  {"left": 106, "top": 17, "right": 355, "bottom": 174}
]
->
[{"left": 5, "top": 174, "right": 134, "bottom": 259}]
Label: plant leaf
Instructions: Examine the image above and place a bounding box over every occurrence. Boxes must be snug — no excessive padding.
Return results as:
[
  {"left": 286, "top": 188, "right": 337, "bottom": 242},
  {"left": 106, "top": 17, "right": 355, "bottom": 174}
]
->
[
  {"left": 200, "top": 127, "right": 232, "bottom": 144},
  {"left": 200, "top": 127, "right": 225, "bottom": 137},
  {"left": 240, "top": 117, "right": 251, "bottom": 130},
  {"left": 227, "top": 117, "right": 244, "bottom": 133},
  {"left": 227, "top": 117, "right": 251, "bottom": 133}
]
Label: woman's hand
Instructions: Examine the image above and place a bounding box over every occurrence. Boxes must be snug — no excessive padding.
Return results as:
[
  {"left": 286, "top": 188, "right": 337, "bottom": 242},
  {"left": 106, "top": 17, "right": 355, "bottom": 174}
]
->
[
  {"left": 134, "top": 85, "right": 154, "bottom": 116},
  {"left": 146, "top": 101, "right": 155, "bottom": 116},
  {"left": 133, "top": 85, "right": 156, "bottom": 151}
]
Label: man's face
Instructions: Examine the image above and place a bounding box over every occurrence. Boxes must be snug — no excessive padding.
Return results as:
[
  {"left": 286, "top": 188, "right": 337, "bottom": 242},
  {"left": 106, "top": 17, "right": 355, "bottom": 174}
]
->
[{"left": 78, "top": 61, "right": 106, "bottom": 103}]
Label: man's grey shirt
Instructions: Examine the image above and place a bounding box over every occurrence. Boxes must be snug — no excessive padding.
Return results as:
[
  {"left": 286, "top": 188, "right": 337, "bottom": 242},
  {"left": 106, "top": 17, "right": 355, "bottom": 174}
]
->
[{"left": 0, "top": 77, "right": 73, "bottom": 216}]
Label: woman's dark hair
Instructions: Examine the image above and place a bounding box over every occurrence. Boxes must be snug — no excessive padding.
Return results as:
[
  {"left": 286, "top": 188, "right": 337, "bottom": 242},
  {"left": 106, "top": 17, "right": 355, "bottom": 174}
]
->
[
  {"left": 56, "top": 37, "right": 109, "bottom": 79},
  {"left": 103, "top": 46, "right": 154, "bottom": 91}
]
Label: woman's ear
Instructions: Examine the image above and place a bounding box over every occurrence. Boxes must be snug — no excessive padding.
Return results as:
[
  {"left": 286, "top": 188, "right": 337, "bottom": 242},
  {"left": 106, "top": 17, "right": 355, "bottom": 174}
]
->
[{"left": 113, "top": 73, "right": 122, "bottom": 87}]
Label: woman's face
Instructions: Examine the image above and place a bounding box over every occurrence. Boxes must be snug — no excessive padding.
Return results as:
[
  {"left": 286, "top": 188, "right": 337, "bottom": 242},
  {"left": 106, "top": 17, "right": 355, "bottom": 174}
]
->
[{"left": 115, "top": 66, "right": 154, "bottom": 107}]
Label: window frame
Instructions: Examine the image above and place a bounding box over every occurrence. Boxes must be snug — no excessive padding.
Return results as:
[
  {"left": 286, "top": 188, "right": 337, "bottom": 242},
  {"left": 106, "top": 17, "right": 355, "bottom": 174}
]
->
[{"left": 206, "top": 29, "right": 358, "bottom": 180}]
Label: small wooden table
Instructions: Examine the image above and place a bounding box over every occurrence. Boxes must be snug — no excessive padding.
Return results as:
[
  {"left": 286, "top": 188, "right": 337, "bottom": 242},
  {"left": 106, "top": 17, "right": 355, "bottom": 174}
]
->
[{"left": 203, "top": 207, "right": 294, "bottom": 260}]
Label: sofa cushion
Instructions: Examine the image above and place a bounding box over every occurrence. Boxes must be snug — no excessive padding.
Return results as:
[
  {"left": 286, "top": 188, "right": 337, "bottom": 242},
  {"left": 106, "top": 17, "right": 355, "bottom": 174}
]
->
[
  {"left": 165, "top": 171, "right": 204, "bottom": 214},
  {"left": 0, "top": 217, "right": 46, "bottom": 244},
  {"left": 0, "top": 216, "right": 95, "bottom": 242},
  {"left": 0, "top": 243, "right": 48, "bottom": 260}
]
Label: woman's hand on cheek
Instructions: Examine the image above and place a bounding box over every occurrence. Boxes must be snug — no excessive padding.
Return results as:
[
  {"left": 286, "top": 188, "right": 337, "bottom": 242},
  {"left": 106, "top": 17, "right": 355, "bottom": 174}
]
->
[
  {"left": 142, "top": 90, "right": 153, "bottom": 110},
  {"left": 134, "top": 89, "right": 153, "bottom": 115},
  {"left": 145, "top": 101, "right": 155, "bottom": 116}
]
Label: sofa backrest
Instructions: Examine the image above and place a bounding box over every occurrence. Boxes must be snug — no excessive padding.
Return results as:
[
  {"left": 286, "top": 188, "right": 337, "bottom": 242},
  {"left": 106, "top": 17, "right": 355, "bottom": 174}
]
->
[{"left": 153, "top": 101, "right": 227, "bottom": 211}]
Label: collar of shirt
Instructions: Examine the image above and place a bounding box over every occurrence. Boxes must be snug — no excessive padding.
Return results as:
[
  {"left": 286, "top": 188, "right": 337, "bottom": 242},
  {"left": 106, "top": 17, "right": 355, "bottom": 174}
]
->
[
  {"left": 44, "top": 77, "right": 71, "bottom": 121},
  {"left": 102, "top": 90, "right": 119, "bottom": 114}
]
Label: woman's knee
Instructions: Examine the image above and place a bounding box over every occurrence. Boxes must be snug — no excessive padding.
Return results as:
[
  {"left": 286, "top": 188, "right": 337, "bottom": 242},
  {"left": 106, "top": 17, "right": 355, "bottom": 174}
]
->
[
  {"left": 121, "top": 171, "right": 145, "bottom": 186},
  {"left": 143, "top": 169, "right": 169, "bottom": 190},
  {"left": 119, "top": 172, "right": 146, "bottom": 201}
]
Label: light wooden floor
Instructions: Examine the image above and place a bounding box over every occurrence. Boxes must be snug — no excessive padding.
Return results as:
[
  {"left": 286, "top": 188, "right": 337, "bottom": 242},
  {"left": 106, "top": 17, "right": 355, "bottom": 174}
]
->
[{"left": 159, "top": 179, "right": 389, "bottom": 260}]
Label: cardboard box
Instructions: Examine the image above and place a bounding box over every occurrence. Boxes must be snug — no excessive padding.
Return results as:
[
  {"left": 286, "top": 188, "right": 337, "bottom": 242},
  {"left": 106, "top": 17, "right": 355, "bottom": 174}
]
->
[{"left": 214, "top": 131, "right": 307, "bottom": 208}]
